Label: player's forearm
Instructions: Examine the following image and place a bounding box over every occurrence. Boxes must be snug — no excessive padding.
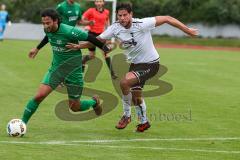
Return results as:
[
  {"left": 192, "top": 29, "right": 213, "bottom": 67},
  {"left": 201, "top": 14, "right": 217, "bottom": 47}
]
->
[
  {"left": 159, "top": 16, "right": 192, "bottom": 35},
  {"left": 86, "top": 34, "right": 111, "bottom": 52},
  {"left": 80, "top": 18, "right": 93, "bottom": 26},
  {"left": 79, "top": 20, "right": 89, "bottom": 25},
  {"left": 78, "top": 42, "right": 94, "bottom": 49},
  {"left": 36, "top": 35, "right": 48, "bottom": 50},
  {"left": 105, "top": 20, "right": 110, "bottom": 29}
]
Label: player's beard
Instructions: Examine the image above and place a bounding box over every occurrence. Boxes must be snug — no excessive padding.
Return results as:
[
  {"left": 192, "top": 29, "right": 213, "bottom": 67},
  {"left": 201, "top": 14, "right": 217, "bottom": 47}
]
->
[
  {"left": 68, "top": 0, "right": 74, "bottom": 4},
  {"left": 121, "top": 20, "right": 131, "bottom": 29},
  {"left": 45, "top": 24, "right": 58, "bottom": 33},
  {"left": 44, "top": 27, "right": 52, "bottom": 33}
]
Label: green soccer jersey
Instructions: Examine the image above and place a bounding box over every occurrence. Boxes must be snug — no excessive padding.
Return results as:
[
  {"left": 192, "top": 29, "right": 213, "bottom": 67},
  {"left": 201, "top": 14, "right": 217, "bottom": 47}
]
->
[
  {"left": 42, "top": 23, "right": 88, "bottom": 90},
  {"left": 56, "top": 0, "right": 82, "bottom": 26},
  {"left": 45, "top": 23, "right": 88, "bottom": 68}
]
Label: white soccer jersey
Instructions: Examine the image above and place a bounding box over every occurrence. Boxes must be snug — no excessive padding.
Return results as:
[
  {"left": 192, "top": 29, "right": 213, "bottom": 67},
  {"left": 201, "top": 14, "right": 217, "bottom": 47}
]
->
[{"left": 99, "top": 17, "right": 160, "bottom": 64}]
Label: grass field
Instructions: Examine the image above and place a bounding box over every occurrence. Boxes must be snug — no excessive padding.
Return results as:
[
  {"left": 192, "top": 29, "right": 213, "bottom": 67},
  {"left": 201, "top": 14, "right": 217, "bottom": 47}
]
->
[
  {"left": 0, "top": 39, "right": 240, "bottom": 160},
  {"left": 153, "top": 36, "right": 240, "bottom": 48}
]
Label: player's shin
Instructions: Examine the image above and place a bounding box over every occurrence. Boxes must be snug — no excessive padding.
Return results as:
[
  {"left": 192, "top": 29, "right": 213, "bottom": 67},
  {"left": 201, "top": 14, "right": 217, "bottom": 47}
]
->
[
  {"left": 82, "top": 55, "right": 91, "bottom": 72},
  {"left": 122, "top": 92, "right": 132, "bottom": 117},
  {"left": 135, "top": 99, "right": 148, "bottom": 124}
]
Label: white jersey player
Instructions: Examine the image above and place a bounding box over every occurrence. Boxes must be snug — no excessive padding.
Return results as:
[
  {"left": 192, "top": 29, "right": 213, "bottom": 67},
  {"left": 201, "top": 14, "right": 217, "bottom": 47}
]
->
[{"left": 66, "top": 2, "right": 198, "bottom": 132}]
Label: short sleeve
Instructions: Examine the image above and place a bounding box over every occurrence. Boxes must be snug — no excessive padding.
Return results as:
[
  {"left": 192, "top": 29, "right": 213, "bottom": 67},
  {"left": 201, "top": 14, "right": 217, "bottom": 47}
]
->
[
  {"left": 77, "top": 5, "right": 82, "bottom": 20},
  {"left": 69, "top": 27, "right": 88, "bottom": 41},
  {"left": 99, "top": 25, "right": 115, "bottom": 40},
  {"left": 139, "top": 17, "right": 156, "bottom": 31},
  {"left": 106, "top": 10, "right": 110, "bottom": 21},
  {"left": 83, "top": 8, "right": 92, "bottom": 20},
  {"left": 56, "top": 4, "right": 62, "bottom": 15}
]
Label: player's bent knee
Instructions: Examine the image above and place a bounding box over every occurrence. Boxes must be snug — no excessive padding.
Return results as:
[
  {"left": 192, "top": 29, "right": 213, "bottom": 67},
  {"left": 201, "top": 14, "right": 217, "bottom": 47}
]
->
[
  {"left": 70, "top": 106, "right": 79, "bottom": 112},
  {"left": 89, "top": 55, "right": 95, "bottom": 59},
  {"left": 120, "top": 79, "right": 129, "bottom": 88},
  {"left": 34, "top": 93, "right": 47, "bottom": 103},
  {"left": 69, "top": 101, "right": 80, "bottom": 112},
  {"left": 104, "top": 54, "right": 109, "bottom": 58},
  {"left": 131, "top": 89, "right": 143, "bottom": 105},
  {"left": 89, "top": 53, "right": 95, "bottom": 59},
  {"left": 132, "top": 97, "right": 143, "bottom": 105}
]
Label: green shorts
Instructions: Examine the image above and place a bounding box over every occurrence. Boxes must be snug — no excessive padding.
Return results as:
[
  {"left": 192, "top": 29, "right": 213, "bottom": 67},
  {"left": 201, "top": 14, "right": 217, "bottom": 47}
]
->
[{"left": 42, "top": 57, "right": 83, "bottom": 100}]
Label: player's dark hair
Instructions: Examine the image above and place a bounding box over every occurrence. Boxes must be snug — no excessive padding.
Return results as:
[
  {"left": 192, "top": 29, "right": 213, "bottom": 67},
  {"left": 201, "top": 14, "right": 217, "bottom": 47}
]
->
[
  {"left": 41, "top": 8, "right": 60, "bottom": 22},
  {"left": 116, "top": 2, "right": 132, "bottom": 14}
]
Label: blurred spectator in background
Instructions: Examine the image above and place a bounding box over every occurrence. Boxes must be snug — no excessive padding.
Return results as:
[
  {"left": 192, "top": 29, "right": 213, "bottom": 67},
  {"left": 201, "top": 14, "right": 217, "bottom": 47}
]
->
[{"left": 0, "top": 4, "right": 11, "bottom": 41}]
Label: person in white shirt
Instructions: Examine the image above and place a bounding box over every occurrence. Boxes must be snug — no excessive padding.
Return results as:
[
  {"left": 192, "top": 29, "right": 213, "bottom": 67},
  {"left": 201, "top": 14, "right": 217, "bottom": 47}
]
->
[{"left": 66, "top": 2, "right": 198, "bottom": 132}]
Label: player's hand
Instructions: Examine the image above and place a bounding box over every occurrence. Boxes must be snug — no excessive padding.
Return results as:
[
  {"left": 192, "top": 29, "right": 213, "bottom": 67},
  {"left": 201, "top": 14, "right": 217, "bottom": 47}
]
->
[
  {"left": 28, "top": 48, "right": 39, "bottom": 59},
  {"left": 102, "top": 43, "right": 114, "bottom": 54},
  {"left": 89, "top": 20, "right": 95, "bottom": 26},
  {"left": 187, "top": 28, "right": 199, "bottom": 37},
  {"left": 66, "top": 43, "right": 80, "bottom": 50},
  {"left": 103, "top": 41, "right": 117, "bottom": 54}
]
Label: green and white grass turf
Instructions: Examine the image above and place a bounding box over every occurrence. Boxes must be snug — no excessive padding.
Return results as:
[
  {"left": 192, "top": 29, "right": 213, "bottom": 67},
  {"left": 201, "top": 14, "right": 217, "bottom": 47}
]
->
[{"left": 0, "top": 40, "right": 239, "bottom": 160}]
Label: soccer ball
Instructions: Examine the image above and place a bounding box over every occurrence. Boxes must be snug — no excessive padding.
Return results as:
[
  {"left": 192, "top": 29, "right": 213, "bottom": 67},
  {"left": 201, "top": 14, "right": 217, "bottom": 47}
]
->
[{"left": 7, "top": 119, "right": 27, "bottom": 137}]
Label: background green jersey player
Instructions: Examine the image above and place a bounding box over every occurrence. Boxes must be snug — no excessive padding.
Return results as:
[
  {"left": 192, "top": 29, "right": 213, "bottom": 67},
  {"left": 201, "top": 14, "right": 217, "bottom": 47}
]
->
[
  {"left": 21, "top": 8, "right": 111, "bottom": 125},
  {"left": 56, "top": 0, "right": 82, "bottom": 26}
]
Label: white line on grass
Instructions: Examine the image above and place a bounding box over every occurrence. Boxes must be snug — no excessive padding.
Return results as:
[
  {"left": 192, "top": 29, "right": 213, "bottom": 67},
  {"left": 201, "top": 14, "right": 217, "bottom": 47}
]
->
[
  {"left": 1, "top": 137, "right": 240, "bottom": 154},
  {"left": 71, "top": 137, "right": 240, "bottom": 143},
  {"left": 81, "top": 144, "right": 240, "bottom": 154},
  {"left": 1, "top": 137, "right": 240, "bottom": 145},
  {"left": 0, "top": 140, "right": 239, "bottom": 154}
]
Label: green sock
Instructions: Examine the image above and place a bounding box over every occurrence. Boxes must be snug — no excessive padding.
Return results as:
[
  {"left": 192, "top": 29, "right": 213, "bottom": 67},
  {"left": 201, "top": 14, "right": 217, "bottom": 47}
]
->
[
  {"left": 80, "top": 99, "right": 96, "bottom": 111},
  {"left": 105, "top": 57, "right": 112, "bottom": 71},
  {"left": 21, "top": 98, "right": 39, "bottom": 124}
]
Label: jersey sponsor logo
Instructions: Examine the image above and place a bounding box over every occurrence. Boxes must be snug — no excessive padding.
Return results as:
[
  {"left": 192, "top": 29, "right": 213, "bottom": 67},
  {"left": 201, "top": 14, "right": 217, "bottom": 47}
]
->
[
  {"left": 56, "top": 40, "right": 63, "bottom": 45},
  {"left": 69, "top": 16, "right": 78, "bottom": 21},
  {"left": 52, "top": 46, "right": 67, "bottom": 52},
  {"left": 120, "top": 40, "right": 137, "bottom": 49},
  {"left": 118, "top": 32, "right": 137, "bottom": 49}
]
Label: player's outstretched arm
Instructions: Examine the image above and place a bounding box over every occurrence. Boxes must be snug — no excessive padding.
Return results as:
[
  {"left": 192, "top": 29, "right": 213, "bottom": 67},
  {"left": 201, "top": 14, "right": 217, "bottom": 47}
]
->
[
  {"left": 28, "top": 36, "right": 49, "bottom": 59},
  {"left": 36, "top": 35, "right": 49, "bottom": 50},
  {"left": 66, "top": 42, "right": 94, "bottom": 50},
  {"left": 155, "top": 16, "right": 199, "bottom": 37},
  {"left": 79, "top": 16, "right": 95, "bottom": 26},
  {"left": 66, "top": 34, "right": 111, "bottom": 53}
]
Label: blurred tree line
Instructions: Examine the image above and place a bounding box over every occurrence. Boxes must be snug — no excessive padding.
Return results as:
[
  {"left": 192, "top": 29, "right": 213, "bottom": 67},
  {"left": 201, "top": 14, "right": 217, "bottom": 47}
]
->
[{"left": 1, "top": 0, "right": 240, "bottom": 25}]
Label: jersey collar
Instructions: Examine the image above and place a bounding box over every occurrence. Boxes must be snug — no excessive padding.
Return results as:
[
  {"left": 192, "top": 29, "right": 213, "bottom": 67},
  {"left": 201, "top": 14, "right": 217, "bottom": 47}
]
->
[{"left": 95, "top": 8, "right": 105, "bottom": 13}]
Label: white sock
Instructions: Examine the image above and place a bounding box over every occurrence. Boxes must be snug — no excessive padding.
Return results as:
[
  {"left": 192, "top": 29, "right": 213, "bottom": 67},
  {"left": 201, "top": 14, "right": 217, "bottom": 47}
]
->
[
  {"left": 122, "top": 92, "right": 132, "bottom": 117},
  {"left": 135, "top": 99, "right": 148, "bottom": 124}
]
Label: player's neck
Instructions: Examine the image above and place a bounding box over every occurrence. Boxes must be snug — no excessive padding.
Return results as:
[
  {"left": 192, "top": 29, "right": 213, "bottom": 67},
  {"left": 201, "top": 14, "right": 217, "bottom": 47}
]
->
[
  {"left": 52, "top": 24, "right": 59, "bottom": 33},
  {"left": 96, "top": 7, "right": 104, "bottom": 12},
  {"left": 124, "top": 20, "right": 132, "bottom": 29},
  {"left": 67, "top": 0, "right": 74, "bottom": 5}
]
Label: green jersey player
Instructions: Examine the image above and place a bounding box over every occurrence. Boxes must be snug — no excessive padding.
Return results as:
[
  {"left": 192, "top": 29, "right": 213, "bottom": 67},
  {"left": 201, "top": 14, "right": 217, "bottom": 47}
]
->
[
  {"left": 56, "top": 0, "right": 82, "bottom": 26},
  {"left": 21, "top": 8, "right": 110, "bottom": 125},
  {"left": 29, "top": 0, "right": 93, "bottom": 57}
]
